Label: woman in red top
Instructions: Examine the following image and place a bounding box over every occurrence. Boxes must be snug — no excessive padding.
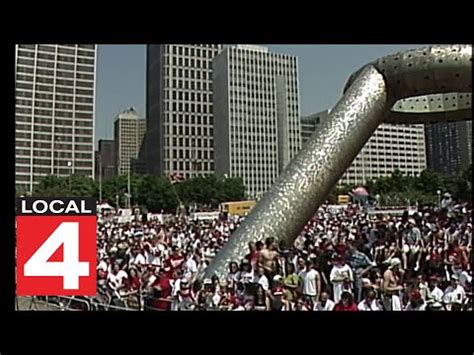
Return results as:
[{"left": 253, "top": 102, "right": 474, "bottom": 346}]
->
[{"left": 333, "top": 291, "right": 358, "bottom": 311}]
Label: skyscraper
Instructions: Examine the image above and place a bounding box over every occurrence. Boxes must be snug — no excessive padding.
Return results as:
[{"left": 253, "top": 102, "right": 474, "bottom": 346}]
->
[
  {"left": 15, "top": 44, "right": 97, "bottom": 194},
  {"left": 425, "top": 120, "right": 472, "bottom": 175},
  {"left": 213, "top": 45, "right": 301, "bottom": 198},
  {"left": 97, "top": 139, "right": 116, "bottom": 180},
  {"left": 145, "top": 44, "right": 224, "bottom": 178},
  {"left": 114, "top": 108, "right": 146, "bottom": 176}
]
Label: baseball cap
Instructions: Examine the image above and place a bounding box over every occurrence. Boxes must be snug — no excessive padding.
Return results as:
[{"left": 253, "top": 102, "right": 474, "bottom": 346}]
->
[{"left": 273, "top": 275, "right": 283, "bottom": 282}]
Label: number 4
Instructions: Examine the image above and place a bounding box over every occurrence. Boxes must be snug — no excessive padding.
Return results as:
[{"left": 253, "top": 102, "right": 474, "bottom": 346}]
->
[{"left": 24, "top": 222, "right": 89, "bottom": 290}]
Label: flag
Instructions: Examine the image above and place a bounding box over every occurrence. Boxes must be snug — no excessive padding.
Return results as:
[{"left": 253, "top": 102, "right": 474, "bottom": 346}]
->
[{"left": 169, "top": 173, "right": 185, "bottom": 184}]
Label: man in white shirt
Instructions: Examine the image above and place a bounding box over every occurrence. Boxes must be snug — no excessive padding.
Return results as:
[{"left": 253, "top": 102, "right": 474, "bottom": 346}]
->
[
  {"left": 427, "top": 276, "right": 444, "bottom": 304},
  {"left": 357, "top": 289, "right": 381, "bottom": 311},
  {"left": 314, "top": 291, "right": 335, "bottom": 311},
  {"left": 128, "top": 248, "right": 146, "bottom": 269},
  {"left": 300, "top": 260, "right": 321, "bottom": 307},
  {"left": 443, "top": 274, "right": 466, "bottom": 310},
  {"left": 184, "top": 252, "right": 198, "bottom": 283},
  {"left": 255, "top": 266, "right": 269, "bottom": 291},
  {"left": 330, "top": 255, "right": 354, "bottom": 303}
]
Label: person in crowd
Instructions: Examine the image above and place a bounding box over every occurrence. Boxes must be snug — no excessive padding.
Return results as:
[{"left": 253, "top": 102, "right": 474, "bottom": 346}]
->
[
  {"left": 358, "top": 288, "right": 381, "bottom": 311},
  {"left": 330, "top": 254, "right": 354, "bottom": 303},
  {"left": 382, "top": 257, "right": 404, "bottom": 311},
  {"left": 283, "top": 263, "right": 300, "bottom": 302},
  {"left": 405, "top": 290, "right": 427, "bottom": 311},
  {"left": 314, "top": 291, "right": 335, "bottom": 311},
  {"left": 333, "top": 291, "right": 358, "bottom": 311},
  {"left": 443, "top": 274, "right": 466, "bottom": 311},
  {"left": 83, "top": 201, "right": 471, "bottom": 311},
  {"left": 300, "top": 259, "right": 321, "bottom": 308}
]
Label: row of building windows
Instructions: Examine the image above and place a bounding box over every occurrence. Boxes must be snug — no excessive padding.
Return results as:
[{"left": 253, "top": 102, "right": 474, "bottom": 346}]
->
[
  {"left": 167, "top": 90, "right": 212, "bottom": 102},
  {"left": 18, "top": 47, "right": 94, "bottom": 59},
  {"left": 170, "top": 161, "right": 215, "bottom": 172},
  {"left": 168, "top": 137, "right": 213, "bottom": 148},
  {"left": 166, "top": 114, "right": 213, "bottom": 126},
  {"left": 165, "top": 78, "right": 212, "bottom": 92},
  {"left": 169, "top": 45, "right": 220, "bottom": 58},
  {"left": 17, "top": 72, "right": 94, "bottom": 83},
  {"left": 16, "top": 81, "right": 94, "bottom": 92},
  {"left": 169, "top": 67, "right": 213, "bottom": 80}
]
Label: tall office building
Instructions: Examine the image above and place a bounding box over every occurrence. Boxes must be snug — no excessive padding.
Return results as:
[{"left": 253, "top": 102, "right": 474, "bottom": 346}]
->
[
  {"left": 425, "top": 121, "right": 472, "bottom": 175},
  {"left": 97, "top": 139, "right": 116, "bottom": 180},
  {"left": 145, "top": 44, "right": 224, "bottom": 178},
  {"left": 114, "top": 108, "right": 146, "bottom": 176},
  {"left": 424, "top": 93, "right": 472, "bottom": 175},
  {"left": 15, "top": 44, "right": 97, "bottom": 194},
  {"left": 213, "top": 45, "right": 301, "bottom": 198},
  {"left": 301, "top": 109, "right": 427, "bottom": 186}
]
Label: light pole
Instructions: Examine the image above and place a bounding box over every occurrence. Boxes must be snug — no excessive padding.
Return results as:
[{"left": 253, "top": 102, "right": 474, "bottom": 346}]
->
[
  {"left": 436, "top": 190, "right": 441, "bottom": 208},
  {"left": 67, "top": 161, "right": 72, "bottom": 193},
  {"left": 99, "top": 155, "right": 102, "bottom": 203},
  {"left": 54, "top": 136, "right": 61, "bottom": 177}
]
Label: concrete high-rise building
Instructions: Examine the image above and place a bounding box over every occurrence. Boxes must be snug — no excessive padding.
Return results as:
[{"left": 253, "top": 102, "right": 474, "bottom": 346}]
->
[
  {"left": 301, "top": 108, "right": 427, "bottom": 186},
  {"left": 425, "top": 121, "right": 472, "bottom": 175},
  {"left": 114, "top": 108, "right": 146, "bottom": 176},
  {"left": 145, "top": 44, "right": 224, "bottom": 178},
  {"left": 301, "top": 109, "right": 330, "bottom": 146},
  {"left": 213, "top": 45, "right": 301, "bottom": 199},
  {"left": 15, "top": 44, "right": 97, "bottom": 194},
  {"left": 97, "top": 139, "right": 116, "bottom": 180}
]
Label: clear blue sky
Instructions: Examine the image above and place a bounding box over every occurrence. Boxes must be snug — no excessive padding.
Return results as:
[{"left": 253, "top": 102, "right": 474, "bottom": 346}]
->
[{"left": 95, "top": 44, "right": 426, "bottom": 146}]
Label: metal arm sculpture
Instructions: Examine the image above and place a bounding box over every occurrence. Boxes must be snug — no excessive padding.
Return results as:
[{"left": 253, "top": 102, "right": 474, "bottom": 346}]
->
[{"left": 204, "top": 45, "right": 472, "bottom": 279}]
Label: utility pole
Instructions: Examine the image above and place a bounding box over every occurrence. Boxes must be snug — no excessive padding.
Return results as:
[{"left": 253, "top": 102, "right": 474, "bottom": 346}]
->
[
  {"left": 99, "top": 155, "right": 103, "bottom": 203},
  {"left": 127, "top": 165, "right": 131, "bottom": 209}
]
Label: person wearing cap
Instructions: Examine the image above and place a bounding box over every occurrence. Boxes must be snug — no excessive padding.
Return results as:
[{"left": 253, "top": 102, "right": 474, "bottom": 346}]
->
[
  {"left": 382, "top": 257, "right": 404, "bottom": 311},
  {"left": 266, "top": 284, "right": 291, "bottom": 311},
  {"left": 404, "top": 290, "right": 426, "bottom": 311},
  {"left": 330, "top": 254, "right": 353, "bottom": 304}
]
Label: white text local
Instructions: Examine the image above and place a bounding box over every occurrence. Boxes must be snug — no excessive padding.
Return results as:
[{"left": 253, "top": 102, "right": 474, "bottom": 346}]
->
[{"left": 21, "top": 200, "right": 92, "bottom": 214}]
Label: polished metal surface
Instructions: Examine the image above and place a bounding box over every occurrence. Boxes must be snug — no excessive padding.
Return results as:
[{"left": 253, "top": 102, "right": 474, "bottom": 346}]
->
[
  {"left": 204, "top": 44, "right": 473, "bottom": 279},
  {"left": 203, "top": 65, "right": 388, "bottom": 278}
]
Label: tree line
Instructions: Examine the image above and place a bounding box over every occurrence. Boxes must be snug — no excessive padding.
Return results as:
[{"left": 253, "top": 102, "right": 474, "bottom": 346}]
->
[
  {"left": 25, "top": 174, "right": 246, "bottom": 213},
  {"left": 329, "top": 165, "right": 472, "bottom": 206},
  {"left": 21, "top": 164, "right": 471, "bottom": 211}
]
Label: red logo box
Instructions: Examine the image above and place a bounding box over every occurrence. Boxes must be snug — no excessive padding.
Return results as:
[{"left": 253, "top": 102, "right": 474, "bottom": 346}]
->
[{"left": 16, "top": 198, "right": 97, "bottom": 296}]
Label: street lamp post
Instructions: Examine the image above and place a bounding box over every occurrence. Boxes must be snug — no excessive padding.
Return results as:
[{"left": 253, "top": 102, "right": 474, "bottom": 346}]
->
[
  {"left": 67, "top": 161, "right": 72, "bottom": 193},
  {"left": 99, "top": 155, "right": 102, "bottom": 203},
  {"left": 436, "top": 190, "right": 441, "bottom": 208}
]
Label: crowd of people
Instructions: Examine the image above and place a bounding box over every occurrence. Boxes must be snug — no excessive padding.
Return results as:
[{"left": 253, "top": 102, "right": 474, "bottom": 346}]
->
[{"left": 93, "top": 201, "right": 472, "bottom": 311}]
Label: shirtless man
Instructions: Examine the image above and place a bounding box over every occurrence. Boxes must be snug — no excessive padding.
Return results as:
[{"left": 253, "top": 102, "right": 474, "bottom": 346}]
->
[
  {"left": 382, "top": 258, "right": 404, "bottom": 311},
  {"left": 259, "top": 237, "right": 280, "bottom": 284}
]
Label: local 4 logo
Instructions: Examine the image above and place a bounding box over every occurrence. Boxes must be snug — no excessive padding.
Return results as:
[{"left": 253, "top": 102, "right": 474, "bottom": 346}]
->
[{"left": 16, "top": 198, "right": 97, "bottom": 296}]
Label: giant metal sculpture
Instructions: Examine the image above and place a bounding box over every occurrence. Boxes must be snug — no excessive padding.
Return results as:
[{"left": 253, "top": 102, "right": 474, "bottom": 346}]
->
[{"left": 204, "top": 45, "right": 472, "bottom": 279}]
